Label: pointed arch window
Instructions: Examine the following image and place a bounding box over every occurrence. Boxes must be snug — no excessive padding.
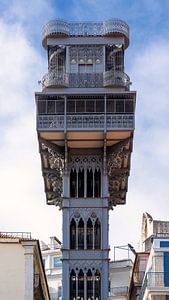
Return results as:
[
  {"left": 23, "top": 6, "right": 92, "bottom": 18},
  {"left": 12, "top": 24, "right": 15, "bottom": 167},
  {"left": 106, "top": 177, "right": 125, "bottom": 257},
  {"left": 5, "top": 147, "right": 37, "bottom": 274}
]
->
[
  {"left": 87, "top": 169, "right": 93, "bottom": 197},
  {"left": 70, "top": 164, "right": 101, "bottom": 198},
  {"left": 70, "top": 219, "right": 76, "bottom": 249},
  {"left": 87, "top": 218, "right": 93, "bottom": 249},
  {"left": 78, "top": 269, "right": 84, "bottom": 299},
  {"left": 70, "top": 269, "right": 76, "bottom": 300},
  {"left": 78, "top": 218, "right": 84, "bottom": 249},
  {"left": 70, "top": 169, "right": 77, "bottom": 197},
  {"left": 78, "top": 169, "right": 84, "bottom": 197},
  {"left": 87, "top": 269, "right": 93, "bottom": 299},
  {"left": 94, "top": 218, "right": 101, "bottom": 249},
  {"left": 94, "top": 169, "right": 101, "bottom": 197},
  {"left": 95, "top": 269, "right": 101, "bottom": 299}
]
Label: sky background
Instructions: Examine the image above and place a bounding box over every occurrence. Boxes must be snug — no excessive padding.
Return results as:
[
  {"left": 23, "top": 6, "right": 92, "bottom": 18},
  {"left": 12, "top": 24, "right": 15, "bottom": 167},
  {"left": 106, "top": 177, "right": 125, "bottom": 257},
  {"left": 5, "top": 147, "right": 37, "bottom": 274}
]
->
[{"left": 1, "top": 0, "right": 169, "bottom": 259}]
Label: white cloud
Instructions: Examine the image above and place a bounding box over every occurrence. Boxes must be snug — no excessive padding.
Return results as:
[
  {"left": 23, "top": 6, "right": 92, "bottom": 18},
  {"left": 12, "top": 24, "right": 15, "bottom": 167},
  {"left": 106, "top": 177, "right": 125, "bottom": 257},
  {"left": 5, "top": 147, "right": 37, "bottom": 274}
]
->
[
  {"left": 0, "top": 2, "right": 62, "bottom": 243},
  {"left": 109, "top": 39, "right": 169, "bottom": 258}
]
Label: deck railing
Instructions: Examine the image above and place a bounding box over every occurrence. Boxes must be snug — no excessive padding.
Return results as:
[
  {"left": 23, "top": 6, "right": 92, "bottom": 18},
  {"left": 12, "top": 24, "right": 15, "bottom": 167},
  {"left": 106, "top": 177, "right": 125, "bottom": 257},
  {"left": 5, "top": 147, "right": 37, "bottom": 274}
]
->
[
  {"left": 42, "top": 19, "right": 129, "bottom": 48},
  {"left": 37, "top": 114, "right": 134, "bottom": 131}
]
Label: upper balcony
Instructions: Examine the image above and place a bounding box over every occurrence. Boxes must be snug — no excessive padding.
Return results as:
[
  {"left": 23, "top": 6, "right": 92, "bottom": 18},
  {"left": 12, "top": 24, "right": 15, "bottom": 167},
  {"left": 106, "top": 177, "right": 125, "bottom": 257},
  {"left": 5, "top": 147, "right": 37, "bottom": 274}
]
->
[{"left": 42, "top": 19, "right": 129, "bottom": 49}]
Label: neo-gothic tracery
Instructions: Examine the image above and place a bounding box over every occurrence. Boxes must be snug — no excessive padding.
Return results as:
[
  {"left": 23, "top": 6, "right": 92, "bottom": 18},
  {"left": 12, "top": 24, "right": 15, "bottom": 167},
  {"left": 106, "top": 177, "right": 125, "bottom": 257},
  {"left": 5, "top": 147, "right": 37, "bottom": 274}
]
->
[{"left": 70, "top": 214, "right": 101, "bottom": 250}]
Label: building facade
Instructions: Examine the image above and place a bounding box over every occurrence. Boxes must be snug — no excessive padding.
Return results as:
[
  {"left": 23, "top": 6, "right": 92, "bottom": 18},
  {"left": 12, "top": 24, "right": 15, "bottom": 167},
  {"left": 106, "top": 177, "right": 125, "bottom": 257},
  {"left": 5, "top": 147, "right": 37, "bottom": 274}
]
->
[
  {"left": 36, "top": 19, "right": 136, "bottom": 300},
  {"left": 109, "top": 259, "right": 133, "bottom": 299},
  {"left": 41, "top": 237, "right": 62, "bottom": 300},
  {"left": 129, "top": 213, "right": 169, "bottom": 300},
  {"left": 0, "top": 232, "right": 50, "bottom": 300}
]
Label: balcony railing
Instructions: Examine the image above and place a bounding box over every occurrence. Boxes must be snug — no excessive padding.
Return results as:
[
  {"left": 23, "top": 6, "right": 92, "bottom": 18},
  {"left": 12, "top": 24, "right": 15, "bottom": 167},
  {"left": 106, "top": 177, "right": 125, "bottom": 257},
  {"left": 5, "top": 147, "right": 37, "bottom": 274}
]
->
[
  {"left": 139, "top": 272, "right": 169, "bottom": 300},
  {"left": 42, "top": 19, "right": 129, "bottom": 48},
  {"left": 69, "top": 73, "right": 103, "bottom": 88},
  {"left": 0, "top": 231, "right": 32, "bottom": 239},
  {"left": 42, "top": 71, "right": 69, "bottom": 88},
  {"left": 109, "top": 286, "right": 128, "bottom": 296},
  {"left": 41, "top": 71, "right": 130, "bottom": 89},
  {"left": 37, "top": 114, "right": 134, "bottom": 131},
  {"left": 103, "top": 70, "right": 130, "bottom": 89}
]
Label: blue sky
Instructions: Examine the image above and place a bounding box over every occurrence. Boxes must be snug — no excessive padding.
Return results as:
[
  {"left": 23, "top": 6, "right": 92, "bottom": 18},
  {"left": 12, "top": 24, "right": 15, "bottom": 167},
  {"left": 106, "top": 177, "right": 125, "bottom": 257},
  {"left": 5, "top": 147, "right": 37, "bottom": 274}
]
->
[{"left": 1, "top": 0, "right": 169, "bottom": 258}]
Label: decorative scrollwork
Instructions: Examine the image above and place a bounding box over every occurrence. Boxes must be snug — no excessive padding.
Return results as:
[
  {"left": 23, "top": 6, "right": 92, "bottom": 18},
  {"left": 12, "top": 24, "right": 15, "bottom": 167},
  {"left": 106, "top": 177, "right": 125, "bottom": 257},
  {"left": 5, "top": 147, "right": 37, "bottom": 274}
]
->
[
  {"left": 69, "top": 73, "right": 103, "bottom": 88},
  {"left": 107, "top": 140, "right": 131, "bottom": 208},
  {"left": 41, "top": 143, "right": 64, "bottom": 207}
]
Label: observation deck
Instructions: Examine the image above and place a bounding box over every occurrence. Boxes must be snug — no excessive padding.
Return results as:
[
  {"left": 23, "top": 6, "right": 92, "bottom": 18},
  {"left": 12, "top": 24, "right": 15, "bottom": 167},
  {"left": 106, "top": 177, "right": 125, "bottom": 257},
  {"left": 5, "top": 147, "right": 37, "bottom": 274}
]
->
[{"left": 42, "top": 19, "right": 129, "bottom": 49}]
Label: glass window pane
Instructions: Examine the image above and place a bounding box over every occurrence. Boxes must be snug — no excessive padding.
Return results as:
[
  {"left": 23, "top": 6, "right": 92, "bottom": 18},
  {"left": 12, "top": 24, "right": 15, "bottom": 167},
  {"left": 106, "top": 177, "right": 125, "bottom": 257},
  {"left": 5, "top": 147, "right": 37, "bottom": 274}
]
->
[
  {"left": 107, "top": 100, "right": 115, "bottom": 113},
  {"left": 53, "top": 257, "right": 62, "bottom": 267},
  {"left": 47, "top": 101, "right": 55, "bottom": 114},
  {"left": 96, "top": 101, "right": 104, "bottom": 112},
  {"left": 56, "top": 101, "right": 64, "bottom": 113},
  {"left": 125, "top": 100, "right": 134, "bottom": 113},
  {"left": 67, "top": 101, "right": 75, "bottom": 113},
  {"left": 116, "top": 100, "right": 124, "bottom": 113},
  {"left": 76, "top": 100, "right": 85, "bottom": 113},
  {"left": 86, "top": 101, "right": 95, "bottom": 112},
  {"left": 38, "top": 100, "right": 46, "bottom": 114}
]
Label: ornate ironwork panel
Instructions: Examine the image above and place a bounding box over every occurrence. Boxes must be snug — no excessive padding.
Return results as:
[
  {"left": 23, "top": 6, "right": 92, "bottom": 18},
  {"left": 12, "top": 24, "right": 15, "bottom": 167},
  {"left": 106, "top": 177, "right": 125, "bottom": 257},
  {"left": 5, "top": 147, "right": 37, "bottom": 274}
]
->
[{"left": 41, "top": 142, "right": 64, "bottom": 207}]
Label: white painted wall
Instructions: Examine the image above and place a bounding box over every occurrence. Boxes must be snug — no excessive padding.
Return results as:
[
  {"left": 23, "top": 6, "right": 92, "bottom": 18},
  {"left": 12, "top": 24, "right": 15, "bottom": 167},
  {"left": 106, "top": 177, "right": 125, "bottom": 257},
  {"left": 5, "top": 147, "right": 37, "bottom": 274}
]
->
[{"left": 0, "top": 241, "right": 25, "bottom": 300}]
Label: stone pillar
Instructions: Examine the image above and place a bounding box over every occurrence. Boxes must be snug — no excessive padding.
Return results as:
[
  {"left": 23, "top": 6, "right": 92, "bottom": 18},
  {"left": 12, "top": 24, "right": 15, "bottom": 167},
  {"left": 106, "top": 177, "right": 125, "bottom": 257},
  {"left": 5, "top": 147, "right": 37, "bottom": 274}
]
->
[{"left": 23, "top": 245, "right": 34, "bottom": 300}]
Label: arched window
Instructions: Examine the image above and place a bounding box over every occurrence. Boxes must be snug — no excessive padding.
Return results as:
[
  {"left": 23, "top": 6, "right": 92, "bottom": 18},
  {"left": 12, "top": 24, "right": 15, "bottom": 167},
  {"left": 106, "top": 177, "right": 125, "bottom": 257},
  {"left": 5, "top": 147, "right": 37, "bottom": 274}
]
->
[
  {"left": 70, "top": 163, "right": 101, "bottom": 198},
  {"left": 94, "top": 218, "right": 101, "bottom": 249},
  {"left": 95, "top": 269, "right": 101, "bottom": 300},
  {"left": 78, "top": 218, "right": 84, "bottom": 249},
  {"left": 87, "top": 218, "right": 93, "bottom": 249},
  {"left": 70, "top": 219, "right": 76, "bottom": 249},
  {"left": 94, "top": 169, "right": 101, "bottom": 197},
  {"left": 70, "top": 269, "right": 76, "bottom": 300},
  {"left": 87, "top": 269, "right": 93, "bottom": 299},
  {"left": 70, "top": 169, "right": 77, "bottom": 197},
  {"left": 78, "top": 269, "right": 84, "bottom": 299},
  {"left": 87, "top": 169, "right": 93, "bottom": 197},
  {"left": 78, "top": 169, "right": 84, "bottom": 197}
]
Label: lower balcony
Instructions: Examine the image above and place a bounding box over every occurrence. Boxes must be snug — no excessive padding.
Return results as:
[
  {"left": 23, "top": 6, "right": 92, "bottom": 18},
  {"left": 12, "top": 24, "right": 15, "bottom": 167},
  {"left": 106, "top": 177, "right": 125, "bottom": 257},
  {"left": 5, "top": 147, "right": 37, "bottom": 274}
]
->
[
  {"left": 103, "top": 70, "right": 130, "bottom": 89},
  {"left": 37, "top": 114, "right": 134, "bottom": 131},
  {"left": 41, "top": 71, "right": 130, "bottom": 88}
]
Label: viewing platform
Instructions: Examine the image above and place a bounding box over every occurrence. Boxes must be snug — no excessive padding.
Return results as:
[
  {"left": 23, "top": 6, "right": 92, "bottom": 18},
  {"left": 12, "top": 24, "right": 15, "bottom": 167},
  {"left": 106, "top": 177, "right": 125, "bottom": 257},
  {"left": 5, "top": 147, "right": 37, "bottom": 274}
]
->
[{"left": 42, "top": 19, "right": 129, "bottom": 48}]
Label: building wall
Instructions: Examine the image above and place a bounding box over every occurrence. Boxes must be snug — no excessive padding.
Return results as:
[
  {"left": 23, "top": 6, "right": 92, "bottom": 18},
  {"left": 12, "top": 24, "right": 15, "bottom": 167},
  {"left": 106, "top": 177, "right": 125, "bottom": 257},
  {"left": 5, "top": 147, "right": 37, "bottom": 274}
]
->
[
  {"left": 0, "top": 241, "right": 25, "bottom": 300},
  {"left": 42, "top": 244, "right": 62, "bottom": 299}
]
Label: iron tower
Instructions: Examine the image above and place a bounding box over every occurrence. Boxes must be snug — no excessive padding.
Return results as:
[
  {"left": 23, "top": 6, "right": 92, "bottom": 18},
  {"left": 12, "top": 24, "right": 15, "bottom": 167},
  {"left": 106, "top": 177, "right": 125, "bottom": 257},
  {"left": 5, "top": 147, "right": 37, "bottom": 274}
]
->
[{"left": 35, "top": 19, "right": 136, "bottom": 300}]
